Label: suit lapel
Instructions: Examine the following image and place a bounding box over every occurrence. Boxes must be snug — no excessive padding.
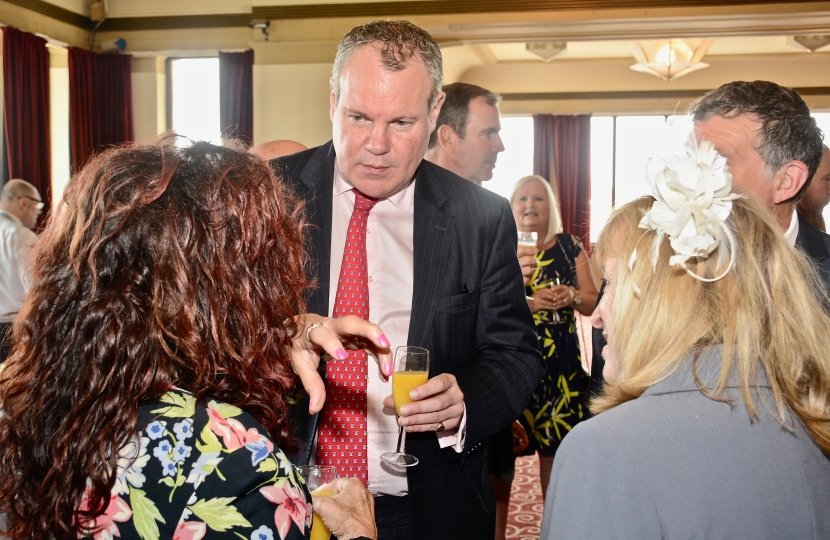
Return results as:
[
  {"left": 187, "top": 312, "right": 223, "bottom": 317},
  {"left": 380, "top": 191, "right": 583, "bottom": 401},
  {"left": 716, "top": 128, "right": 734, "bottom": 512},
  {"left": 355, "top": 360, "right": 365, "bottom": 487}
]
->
[
  {"left": 796, "top": 210, "right": 830, "bottom": 262},
  {"left": 300, "top": 143, "right": 336, "bottom": 317},
  {"left": 408, "top": 162, "right": 453, "bottom": 350}
]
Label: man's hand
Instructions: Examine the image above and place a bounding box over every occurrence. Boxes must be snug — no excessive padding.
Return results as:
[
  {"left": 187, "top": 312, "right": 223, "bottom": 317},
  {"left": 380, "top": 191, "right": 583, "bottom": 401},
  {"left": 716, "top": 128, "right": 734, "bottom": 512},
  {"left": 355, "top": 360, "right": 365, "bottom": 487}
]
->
[
  {"left": 292, "top": 314, "right": 392, "bottom": 414},
  {"left": 517, "top": 245, "right": 536, "bottom": 285},
  {"left": 512, "top": 421, "right": 529, "bottom": 454},
  {"left": 382, "top": 373, "right": 465, "bottom": 432},
  {"left": 312, "top": 477, "right": 377, "bottom": 540}
]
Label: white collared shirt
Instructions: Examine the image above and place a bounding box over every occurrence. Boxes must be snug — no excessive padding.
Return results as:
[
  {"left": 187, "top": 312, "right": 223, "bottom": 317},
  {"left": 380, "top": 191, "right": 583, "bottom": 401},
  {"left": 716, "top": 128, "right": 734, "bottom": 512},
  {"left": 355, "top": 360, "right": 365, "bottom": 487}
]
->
[
  {"left": 324, "top": 166, "right": 465, "bottom": 496},
  {"left": 0, "top": 211, "right": 36, "bottom": 322},
  {"left": 783, "top": 209, "right": 799, "bottom": 248}
]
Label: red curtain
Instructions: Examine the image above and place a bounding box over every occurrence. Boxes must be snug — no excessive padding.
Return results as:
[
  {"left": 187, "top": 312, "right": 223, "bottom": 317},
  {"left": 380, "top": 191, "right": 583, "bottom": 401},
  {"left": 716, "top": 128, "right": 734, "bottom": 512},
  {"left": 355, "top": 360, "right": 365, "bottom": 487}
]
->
[
  {"left": 2, "top": 27, "right": 51, "bottom": 213},
  {"left": 533, "top": 114, "right": 592, "bottom": 251},
  {"left": 219, "top": 50, "right": 254, "bottom": 144},
  {"left": 68, "top": 47, "right": 134, "bottom": 173}
]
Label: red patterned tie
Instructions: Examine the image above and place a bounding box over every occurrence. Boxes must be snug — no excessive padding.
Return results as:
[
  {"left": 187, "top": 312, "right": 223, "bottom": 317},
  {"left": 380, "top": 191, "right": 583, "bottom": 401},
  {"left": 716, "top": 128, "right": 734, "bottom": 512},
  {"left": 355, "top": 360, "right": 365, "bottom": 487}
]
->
[{"left": 317, "top": 189, "right": 378, "bottom": 486}]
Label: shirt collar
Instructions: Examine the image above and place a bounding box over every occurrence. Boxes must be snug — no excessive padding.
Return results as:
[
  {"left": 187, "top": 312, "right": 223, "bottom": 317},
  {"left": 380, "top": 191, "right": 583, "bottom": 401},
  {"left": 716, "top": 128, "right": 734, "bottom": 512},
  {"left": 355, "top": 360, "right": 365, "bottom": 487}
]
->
[
  {"left": 783, "top": 208, "right": 799, "bottom": 247},
  {"left": 0, "top": 210, "right": 23, "bottom": 228},
  {"left": 333, "top": 163, "right": 415, "bottom": 213}
]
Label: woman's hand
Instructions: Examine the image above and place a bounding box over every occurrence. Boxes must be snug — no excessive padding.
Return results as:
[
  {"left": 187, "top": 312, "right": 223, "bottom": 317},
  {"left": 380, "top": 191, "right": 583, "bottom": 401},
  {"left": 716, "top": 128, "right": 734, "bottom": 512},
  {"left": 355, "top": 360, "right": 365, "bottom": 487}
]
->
[
  {"left": 528, "top": 288, "right": 557, "bottom": 312},
  {"left": 291, "top": 314, "right": 393, "bottom": 414},
  {"left": 312, "top": 478, "right": 377, "bottom": 540}
]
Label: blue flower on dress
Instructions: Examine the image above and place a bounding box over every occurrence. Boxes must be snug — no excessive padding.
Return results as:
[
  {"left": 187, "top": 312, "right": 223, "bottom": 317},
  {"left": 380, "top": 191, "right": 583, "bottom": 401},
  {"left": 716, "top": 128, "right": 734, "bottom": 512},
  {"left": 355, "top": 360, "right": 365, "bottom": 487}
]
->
[
  {"left": 160, "top": 455, "right": 177, "bottom": 477},
  {"left": 245, "top": 440, "right": 271, "bottom": 466},
  {"left": 153, "top": 439, "right": 173, "bottom": 460},
  {"left": 146, "top": 420, "right": 167, "bottom": 440},
  {"left": 250, "top": 525, "right": 274, "bottom": 540},
  {"left": 173, "top": 419, "right": 194, "bottom": 440},
  {"left": 172, "top": 441, "right": 191, "bottom": 463}
]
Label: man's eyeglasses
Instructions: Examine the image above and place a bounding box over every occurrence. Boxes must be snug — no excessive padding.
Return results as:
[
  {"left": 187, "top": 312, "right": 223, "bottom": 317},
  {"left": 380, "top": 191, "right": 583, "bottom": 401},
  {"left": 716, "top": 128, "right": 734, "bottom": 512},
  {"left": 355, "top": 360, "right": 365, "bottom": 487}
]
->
[{"left": 19, "top": 195, "right": 44, "bottom": 210}]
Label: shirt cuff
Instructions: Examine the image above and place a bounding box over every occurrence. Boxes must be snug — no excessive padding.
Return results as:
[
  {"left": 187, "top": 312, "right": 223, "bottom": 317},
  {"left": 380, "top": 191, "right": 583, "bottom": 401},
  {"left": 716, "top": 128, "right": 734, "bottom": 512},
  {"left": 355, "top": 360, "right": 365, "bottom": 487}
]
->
[{"left": 436, "top": 403, "right": 466, "bottom": 452}]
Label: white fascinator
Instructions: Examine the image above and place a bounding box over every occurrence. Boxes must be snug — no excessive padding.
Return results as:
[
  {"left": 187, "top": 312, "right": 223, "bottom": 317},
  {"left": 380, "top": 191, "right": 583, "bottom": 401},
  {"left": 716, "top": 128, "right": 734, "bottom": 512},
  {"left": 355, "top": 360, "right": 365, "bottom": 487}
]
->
[{"left": 633, "top": 134, "right": 742, "bottom": 283}]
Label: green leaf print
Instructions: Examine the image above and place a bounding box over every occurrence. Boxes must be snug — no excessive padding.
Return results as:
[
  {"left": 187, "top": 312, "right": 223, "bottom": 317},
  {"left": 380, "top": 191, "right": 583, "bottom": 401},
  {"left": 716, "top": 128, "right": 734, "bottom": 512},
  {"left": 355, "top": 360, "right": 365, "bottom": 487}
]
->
[
  {"left": 209, "top": 401, "right": 243, "bottom": 418},
  {"left": 256, "top": 457, "right": 277, "bottom": 473},
  {"left": 151, "top": 392, "right": 196, "bottom": 418},
  {"left": 196, "top": 423, "right": 223, "bottom": 454},
  {"left": 189, "top": 497, "right": 252, "bottom": 532},
  {"left": 130, "top": 488, "right": 166, "bottom": 540}
]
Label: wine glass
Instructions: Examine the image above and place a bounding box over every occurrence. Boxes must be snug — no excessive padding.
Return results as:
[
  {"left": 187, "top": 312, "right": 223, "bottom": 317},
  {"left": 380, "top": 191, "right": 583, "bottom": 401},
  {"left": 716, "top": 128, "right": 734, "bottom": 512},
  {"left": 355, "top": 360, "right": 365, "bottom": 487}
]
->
[
  {"left": 381, "top": 346, "right": 429, "bottom": 467},
  {"left": 537, "top": 277, "right": 562, "bottom": 324},
  {"left": 297, "top": 465, "right": 338, "bottom": 540},
  {"left": 518, "top": 231, "right": 537, "bottom": 248}
]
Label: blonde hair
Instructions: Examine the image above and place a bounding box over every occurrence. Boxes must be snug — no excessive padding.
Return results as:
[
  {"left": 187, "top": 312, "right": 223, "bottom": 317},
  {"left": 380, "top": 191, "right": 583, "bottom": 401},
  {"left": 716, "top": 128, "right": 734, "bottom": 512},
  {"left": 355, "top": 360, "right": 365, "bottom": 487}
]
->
[
  {"left": 509, "top": 175, "right": 562, "bottom": 243},
  {"left": 592, "top": 195, "right": 830, "bottom": 455}
]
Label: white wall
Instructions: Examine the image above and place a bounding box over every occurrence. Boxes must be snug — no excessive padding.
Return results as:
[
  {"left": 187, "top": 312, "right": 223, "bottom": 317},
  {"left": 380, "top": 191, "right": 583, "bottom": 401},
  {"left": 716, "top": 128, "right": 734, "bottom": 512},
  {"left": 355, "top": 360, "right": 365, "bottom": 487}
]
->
[
  {"left": 131, "top": 57, "right": 166, "bottom": 143},
  {"left": 253, "top": 62, "right": 333, "bottom": 148},
  {"left": 48, "top": 47, "right": 69, "bottom": 209}
]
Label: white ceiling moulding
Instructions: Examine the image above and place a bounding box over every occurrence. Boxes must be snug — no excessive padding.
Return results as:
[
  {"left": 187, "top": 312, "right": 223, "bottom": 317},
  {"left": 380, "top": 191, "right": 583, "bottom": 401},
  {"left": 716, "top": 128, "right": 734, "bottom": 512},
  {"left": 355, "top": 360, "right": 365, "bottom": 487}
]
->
[
  {"left": 628, "top": 38, "right": 713, "bottom": 82},
  {"left": 525, "top": 41, "right": 566, "bottom": 61},
  {"left": 429, "top": 12, "right": 830, "bottom": 45}
]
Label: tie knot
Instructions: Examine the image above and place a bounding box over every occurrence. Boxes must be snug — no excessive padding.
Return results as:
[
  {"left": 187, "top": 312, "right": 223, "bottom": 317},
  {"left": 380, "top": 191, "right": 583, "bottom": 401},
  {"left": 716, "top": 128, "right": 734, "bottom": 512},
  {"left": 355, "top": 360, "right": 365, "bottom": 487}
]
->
[{"left": 353, "top": 189, "right": 379, "bottom": 213}]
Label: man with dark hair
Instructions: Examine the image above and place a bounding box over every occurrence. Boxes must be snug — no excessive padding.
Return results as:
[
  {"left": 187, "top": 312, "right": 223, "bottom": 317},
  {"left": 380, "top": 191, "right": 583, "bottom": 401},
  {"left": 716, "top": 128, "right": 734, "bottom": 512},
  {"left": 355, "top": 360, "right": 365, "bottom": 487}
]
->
[
  {"left": 425, "top": 82, "right": 504, "bottom": 186},
  {"left": 690, "top": 80, "right": 830, "bottom": 287},
  {"left": 797, "top": 145, "right": 830, "bottom": 233},
  {"left": 275, "top": 20, "right": 542, "bottom": 539}
]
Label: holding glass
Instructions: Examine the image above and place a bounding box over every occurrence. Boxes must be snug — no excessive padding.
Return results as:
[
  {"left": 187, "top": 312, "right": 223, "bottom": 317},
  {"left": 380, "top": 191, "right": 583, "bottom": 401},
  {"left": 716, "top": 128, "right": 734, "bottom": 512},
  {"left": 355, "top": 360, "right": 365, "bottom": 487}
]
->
[
  {"left": 381, "top": 346, "right": 429, "bottom": 467},
  {"left": 298, "top": 465, "right": 338, "bottom": 540}
]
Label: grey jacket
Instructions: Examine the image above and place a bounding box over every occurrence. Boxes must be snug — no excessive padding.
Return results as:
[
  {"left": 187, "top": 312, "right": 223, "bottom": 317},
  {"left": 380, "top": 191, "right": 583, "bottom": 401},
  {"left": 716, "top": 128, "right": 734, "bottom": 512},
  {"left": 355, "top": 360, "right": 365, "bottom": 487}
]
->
[{"left": 542, "top": 347, "right": 830, "bottom": 539}]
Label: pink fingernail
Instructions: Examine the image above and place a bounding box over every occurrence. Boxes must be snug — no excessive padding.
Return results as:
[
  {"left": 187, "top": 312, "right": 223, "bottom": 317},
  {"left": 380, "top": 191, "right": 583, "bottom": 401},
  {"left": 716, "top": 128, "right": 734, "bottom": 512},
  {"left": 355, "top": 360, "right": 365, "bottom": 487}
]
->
[
  {"left": 336, "top": 348, "right": 347, "bottom": 360},
  {"left": 378, "top": 334, "right": 390, "bottom": 348},
  {"left": 384, "top": 361, "right": 393, "bottom": 375}
]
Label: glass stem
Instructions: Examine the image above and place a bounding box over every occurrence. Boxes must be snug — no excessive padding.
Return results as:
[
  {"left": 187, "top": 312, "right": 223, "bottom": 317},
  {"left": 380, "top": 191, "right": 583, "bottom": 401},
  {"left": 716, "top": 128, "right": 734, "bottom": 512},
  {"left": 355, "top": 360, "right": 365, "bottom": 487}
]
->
[{"left": 395, "top": 425, "right": 404, "bottom": 453}]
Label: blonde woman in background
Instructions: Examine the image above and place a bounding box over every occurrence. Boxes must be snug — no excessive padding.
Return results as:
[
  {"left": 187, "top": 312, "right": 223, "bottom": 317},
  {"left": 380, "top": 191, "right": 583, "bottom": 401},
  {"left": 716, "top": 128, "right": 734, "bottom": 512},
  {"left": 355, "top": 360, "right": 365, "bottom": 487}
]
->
[
  {"left": 509, "top": 174, "right": 598, "bottom": 498},
  {"left": 543, "top": 142, "right": 830, "bottom": 539}
]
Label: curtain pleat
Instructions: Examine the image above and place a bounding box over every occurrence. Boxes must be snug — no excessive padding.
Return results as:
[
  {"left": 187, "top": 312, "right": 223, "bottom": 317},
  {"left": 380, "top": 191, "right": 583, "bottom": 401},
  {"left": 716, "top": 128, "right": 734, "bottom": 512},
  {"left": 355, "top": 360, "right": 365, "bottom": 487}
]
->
[
  {"left": 533, "top": 114, "right": 592, "bottom": 251},
  {"left": 219, "top": 50, "right": 254, "bottom": 144},
  {"left": 69, "top": 48, "right": 134, "bottom": 173},
  {"left": 2, "top": 27, "right": 51, "bottom": 220}
]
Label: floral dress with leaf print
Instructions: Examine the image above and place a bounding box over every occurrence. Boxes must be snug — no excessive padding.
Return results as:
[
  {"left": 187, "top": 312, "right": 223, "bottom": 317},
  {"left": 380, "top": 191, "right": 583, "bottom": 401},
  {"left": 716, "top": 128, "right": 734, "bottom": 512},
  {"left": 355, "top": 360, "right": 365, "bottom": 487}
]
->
[
  {"left": 77, "top": 389, "right": 312, "bottom": 540},
  {"left": 517, "top": 234, "right": 590, "bottom": 458}
]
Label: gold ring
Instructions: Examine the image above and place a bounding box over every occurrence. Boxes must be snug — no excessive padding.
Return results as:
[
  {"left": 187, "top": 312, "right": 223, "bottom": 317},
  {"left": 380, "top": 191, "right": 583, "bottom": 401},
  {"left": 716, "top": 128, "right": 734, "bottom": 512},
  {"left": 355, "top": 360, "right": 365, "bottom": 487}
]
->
[
  {"left": 305, "top": 322, "right": 324, "bottom": 343},
  {"left": 436, "top": 421, "right": 445, "bottom": 432}
]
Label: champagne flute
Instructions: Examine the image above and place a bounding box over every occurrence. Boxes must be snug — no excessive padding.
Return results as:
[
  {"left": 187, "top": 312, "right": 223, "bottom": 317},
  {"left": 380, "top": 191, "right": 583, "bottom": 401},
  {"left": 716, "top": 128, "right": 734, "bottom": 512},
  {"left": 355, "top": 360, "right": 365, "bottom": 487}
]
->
[
  {"left": 381, "top": 346, "right": 429, "bottom": 467},
  {"left": 537, "top": 277, "right": 562, "bottom": 323},
  {"left": 297, "top": 465, "right": 338, "bottom": 540}
]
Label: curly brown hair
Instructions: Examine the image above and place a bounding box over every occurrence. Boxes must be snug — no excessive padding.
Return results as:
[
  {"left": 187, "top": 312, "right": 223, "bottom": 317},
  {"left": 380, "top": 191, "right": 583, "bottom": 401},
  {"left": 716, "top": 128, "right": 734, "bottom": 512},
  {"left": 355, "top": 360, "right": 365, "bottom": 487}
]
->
[{"left": 0, "top": 140, "right": 309, "bottom": 538}]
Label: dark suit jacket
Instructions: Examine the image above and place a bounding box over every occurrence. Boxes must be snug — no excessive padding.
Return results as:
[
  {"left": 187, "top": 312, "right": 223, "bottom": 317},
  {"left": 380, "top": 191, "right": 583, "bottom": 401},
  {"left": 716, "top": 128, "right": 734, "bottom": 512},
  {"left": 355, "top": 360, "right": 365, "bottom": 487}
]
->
[
  {"left": 273, "top": 142, "right": 543, "bottom": 539},
  {"left": 795, "top": 210, "right": 830, "bottom": 293}
]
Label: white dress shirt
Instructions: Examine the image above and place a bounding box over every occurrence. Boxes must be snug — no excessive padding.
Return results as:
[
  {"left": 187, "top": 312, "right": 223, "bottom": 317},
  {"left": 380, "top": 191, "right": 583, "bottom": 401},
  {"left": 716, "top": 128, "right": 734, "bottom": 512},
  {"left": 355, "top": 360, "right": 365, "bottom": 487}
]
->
[
  {"left": 325, "top": 166, "right": 465, "bottom": 496},
  {"left": 783, "top": 209, "right": 799, "bottom": 247},
  {"left": 0, "top": 211, "right": 36, "bottom": 322}
]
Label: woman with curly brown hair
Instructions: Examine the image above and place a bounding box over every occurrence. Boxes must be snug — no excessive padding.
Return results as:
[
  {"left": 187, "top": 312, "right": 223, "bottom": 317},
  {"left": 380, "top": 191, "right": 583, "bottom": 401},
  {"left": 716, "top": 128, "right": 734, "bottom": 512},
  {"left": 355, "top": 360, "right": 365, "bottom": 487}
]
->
[{"left": 0, "top": 140, "right": 383, "bottom": 539}]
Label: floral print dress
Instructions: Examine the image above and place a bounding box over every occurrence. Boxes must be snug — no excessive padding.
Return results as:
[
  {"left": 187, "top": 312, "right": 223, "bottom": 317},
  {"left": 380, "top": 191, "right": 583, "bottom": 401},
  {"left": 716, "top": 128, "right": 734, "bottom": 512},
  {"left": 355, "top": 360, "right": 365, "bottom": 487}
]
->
[
  {"left": 78, "top": 389, "right": 312, "bottom": 540},
  {"left": 517, "top": 234, "right": 590, "bottom": 457}
]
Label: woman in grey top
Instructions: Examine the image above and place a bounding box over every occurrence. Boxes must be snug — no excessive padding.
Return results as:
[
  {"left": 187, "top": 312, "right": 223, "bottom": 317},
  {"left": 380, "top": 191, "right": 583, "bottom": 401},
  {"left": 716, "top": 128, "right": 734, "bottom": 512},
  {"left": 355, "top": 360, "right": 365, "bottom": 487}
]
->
[{"left": 543, "top": 141, "right": 830, "bottom": 540}]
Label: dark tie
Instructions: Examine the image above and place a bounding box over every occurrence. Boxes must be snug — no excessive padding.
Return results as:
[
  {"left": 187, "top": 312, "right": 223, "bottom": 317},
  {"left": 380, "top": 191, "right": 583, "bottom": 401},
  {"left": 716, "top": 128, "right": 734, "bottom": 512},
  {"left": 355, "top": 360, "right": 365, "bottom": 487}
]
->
[{"left": 317, "top": 189, "right": 378, "bottom": 485}]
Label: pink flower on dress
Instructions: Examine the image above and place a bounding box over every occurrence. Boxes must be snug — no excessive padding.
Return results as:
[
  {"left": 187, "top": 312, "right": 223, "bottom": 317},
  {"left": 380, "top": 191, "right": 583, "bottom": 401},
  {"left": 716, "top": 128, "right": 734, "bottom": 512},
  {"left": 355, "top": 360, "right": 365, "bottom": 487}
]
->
[
  {"left": 76, "top": 494, "right": 132, "bottom": 540},
  {"left": 172, "top": 521, "right": 207, "bottom": 540},
  {"left": 260, "top": 484, "right": 310, "bottom": 540},
  {"left": 207, "top": 407, "right": 272, "bottom": 451}
]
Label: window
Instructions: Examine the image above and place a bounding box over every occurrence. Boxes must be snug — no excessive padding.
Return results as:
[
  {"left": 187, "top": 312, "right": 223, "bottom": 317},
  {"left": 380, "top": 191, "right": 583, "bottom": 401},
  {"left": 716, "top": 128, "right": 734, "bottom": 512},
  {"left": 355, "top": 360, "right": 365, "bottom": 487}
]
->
[{"left": 169, "top": 58, "right": 221, "bottom": 145}]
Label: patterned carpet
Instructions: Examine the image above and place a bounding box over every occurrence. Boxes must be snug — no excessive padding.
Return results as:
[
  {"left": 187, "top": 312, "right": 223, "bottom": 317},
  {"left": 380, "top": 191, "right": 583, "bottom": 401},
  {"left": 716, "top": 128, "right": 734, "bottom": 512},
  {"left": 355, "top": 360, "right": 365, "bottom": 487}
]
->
[{"left": 506, "top": 454, "right": 544, "bottom": 539}]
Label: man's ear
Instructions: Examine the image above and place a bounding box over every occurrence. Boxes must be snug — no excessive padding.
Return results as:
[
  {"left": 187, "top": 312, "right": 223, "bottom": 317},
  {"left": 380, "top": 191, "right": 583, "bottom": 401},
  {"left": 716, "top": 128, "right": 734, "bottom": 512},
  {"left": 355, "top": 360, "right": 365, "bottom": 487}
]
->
[
  {"left": 773, "top": 160, "right": 810, "bottom": 204},
  {"left": 436, "top": 124, "right": 458, "bottom": 154}
]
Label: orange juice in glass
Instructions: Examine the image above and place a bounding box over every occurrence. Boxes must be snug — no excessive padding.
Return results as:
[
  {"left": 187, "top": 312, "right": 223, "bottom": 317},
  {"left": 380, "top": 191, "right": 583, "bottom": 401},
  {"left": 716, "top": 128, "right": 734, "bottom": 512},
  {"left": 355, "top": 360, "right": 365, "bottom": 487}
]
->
[
  {"left": 381, "top": 346, "right": 429, "bottom": 468},
  {"left": 297, "top": 465, "right": 337, "bottom": 540}
]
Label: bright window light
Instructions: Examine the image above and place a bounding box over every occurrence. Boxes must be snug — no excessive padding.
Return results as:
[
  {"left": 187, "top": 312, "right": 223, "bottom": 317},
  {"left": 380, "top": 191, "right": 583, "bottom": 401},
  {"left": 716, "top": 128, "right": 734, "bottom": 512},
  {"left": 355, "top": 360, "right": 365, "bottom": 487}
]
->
[
  {"left": 170, "top": 58, "right": 221, "bottom": 146},
  {"left": 483, "top": 116, "right": 535, "bottom": 200}
]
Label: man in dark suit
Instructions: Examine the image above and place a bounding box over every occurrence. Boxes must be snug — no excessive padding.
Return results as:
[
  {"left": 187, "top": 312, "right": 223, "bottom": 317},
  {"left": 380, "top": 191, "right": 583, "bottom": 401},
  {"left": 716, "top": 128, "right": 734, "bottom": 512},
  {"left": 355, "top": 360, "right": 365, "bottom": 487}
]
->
[
  {"left": 274, "top": 21, "right": 542, "bottom": 540},
  {"left": 690, "top": 81, "right": 830, "bottom": 288}
]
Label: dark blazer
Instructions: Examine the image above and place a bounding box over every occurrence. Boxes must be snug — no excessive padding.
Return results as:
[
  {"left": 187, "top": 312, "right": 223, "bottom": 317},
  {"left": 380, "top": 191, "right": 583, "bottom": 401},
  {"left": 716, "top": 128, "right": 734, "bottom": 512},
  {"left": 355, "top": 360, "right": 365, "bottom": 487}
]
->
[
  {"left": 795, "top": 210, "right": 830, "bottom": 292},
  {"left": 273, "top": 142, "right": 543, "bottom": 539}
]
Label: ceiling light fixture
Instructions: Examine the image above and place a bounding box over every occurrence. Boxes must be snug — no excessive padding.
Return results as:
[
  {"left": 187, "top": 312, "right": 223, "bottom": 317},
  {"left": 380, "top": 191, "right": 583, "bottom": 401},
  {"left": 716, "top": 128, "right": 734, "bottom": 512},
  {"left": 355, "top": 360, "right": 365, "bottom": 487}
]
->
[
  {"left": 791, "top": 35, "right": 830, "bottom": 52},
  {"left": 525, "top": 42, "right": 567, "bottom": 62},
  {"left": 628, "top": 38, "right": 713, "bottom": 81}
]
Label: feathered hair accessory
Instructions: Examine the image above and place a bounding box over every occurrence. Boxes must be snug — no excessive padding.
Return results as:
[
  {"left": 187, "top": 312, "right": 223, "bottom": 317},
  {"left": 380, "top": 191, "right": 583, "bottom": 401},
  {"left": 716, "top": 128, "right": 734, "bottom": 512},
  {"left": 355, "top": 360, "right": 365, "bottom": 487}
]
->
[{"left": 631, "top": 134, "right": 742, "bottom": 283}]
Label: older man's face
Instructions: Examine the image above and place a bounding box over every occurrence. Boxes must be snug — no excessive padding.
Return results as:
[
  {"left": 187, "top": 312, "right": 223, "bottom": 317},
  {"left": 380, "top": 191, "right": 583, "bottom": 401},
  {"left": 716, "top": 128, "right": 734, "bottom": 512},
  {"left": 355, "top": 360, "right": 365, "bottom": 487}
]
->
[
  {"left": 695, "top": 114, "right": 774, "bottom": 207},
  {"left": 330, "top": 45, "right": 443, "bottom": 199}
]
